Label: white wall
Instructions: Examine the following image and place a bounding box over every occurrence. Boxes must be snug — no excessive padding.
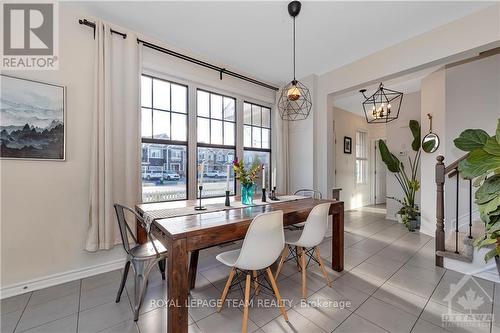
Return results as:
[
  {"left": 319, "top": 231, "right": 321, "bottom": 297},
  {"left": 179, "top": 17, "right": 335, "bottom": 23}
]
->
[
  {"left": 0, "top": 4, "right": 280, "bottom": 296},
  {"left": 311, "top": 5, "right": 500, "bottom": 203},
  {"left": 444, "top": 54, "right": 500, "bottom": 230},
  {"left": 0, "top": 5, "right": 126, "bottom": 293},
  {"left": 385, "top": 92, "right": 421, "bottom": 220}
]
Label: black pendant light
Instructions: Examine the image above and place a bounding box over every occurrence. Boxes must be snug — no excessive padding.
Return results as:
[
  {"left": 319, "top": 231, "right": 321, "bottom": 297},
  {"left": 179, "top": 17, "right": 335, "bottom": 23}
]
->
[
  {"left": 359, "top": 83, "right": 403, "bottom": 124},
  {"left": 278, "top": 1, "right": 312, "bottom": 121}
]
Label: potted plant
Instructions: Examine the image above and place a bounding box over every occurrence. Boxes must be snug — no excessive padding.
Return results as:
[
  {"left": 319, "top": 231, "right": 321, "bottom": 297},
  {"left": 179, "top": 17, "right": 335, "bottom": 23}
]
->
[
  {"left": 233, "top": 158, "right": 262, "bottom": 205},
  {"left": 454, "top": 118, "right": 500, "bottom": 275},
  {"left": 379, "top": 120, "right": 422, "bottom": 231}
]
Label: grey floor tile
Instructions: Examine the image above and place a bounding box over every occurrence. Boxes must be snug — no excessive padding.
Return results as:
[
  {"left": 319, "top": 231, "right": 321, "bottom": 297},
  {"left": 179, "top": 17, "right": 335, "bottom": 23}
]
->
[
  {"left": 350, "top": 261, "right": 399, "bottom": 281},
  {"left": 1, "top": 293, "right": 31, "bottom": 315},
  {"left": 316, "top": 281, "right": 370, "bottom": 311},
  {"left": 334, "top": 271, "right": 385, "bottom": 295},
  {"left": 188, "top": 284, "right": 223, "bottom": 322},
  {"left": 293, "top": 292, "right": 351, "bottom": 332},
  {"left": 20, "top": 314, "right": 77, "bottom": 333},
  {"left": 98, "top": 319, "right": 139, "bottom": 333},
  {"left": 28, "top": 281, "right": 80, "bottom": 307},
  {"left": 81, "top": 270, "right": 122, "bottom": 292},
  {"left": 2, "top": 310, "right": 23, "bottom": 333},
  {"left": 411, "top": 319, "right": 451, "bottom": 333},
  {"left": 77, "top": 299, "right": 132, "bottom": 333},
  {"left": 372, "top": 283, "right": 429, "bottom": 315},
  {"left": 333, "top": 312, "right": 388, "bottom": 333},
  {"left": 260, "top": 308, "right": 326, "bottom": 333},
  {"left": 15, "top": 293, "right": 79, "bottom": 332},
  {"left": 137, "top": 307, "right": 196, "bottom": 333},
  {"left": 355, "top": 296, "right": 418, "bottom": 333},
  {"left": 421, "top": 300, "right": 490, "bottom": 333},
  {"left": 196, "top": 305, "right": 260, "bottom": 333},
  {"left": 79, "top": 281, "right": 120, "bottom": 312}
]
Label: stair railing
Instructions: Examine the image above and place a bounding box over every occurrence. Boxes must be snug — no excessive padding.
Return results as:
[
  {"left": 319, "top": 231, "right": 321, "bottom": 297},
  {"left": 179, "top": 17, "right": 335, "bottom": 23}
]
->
[{"left": 435, "top": 154, "right": 473, "bottom": 267}]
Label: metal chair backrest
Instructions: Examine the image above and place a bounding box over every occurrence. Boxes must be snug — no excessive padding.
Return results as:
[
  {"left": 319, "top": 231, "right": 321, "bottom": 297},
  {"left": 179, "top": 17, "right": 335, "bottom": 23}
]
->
[
  {"left": 294, "top": 189, "right": 323, "bottom": 199},
  {"left": 114, "top": 203, "right": 160, "bottom": 257}
]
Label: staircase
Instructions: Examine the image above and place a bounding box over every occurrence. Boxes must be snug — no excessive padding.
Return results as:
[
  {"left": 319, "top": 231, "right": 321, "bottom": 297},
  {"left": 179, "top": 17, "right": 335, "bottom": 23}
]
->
[{"left": 434, "top": 155, "right": 498, "bottom": 282}]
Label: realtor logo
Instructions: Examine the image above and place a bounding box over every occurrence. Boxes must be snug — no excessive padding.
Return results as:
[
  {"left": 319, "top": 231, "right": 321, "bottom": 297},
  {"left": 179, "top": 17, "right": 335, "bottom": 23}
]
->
[
  {"left": 1, "top": 2, "right": 58, "bottom": 69},
  {"left": 442, "top": 275, "right": 493, "bottom": 328}
]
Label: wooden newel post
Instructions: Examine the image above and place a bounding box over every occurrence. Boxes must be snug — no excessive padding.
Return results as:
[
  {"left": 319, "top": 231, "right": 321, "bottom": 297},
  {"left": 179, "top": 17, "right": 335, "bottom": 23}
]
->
[{"left": 435, "top": 155, "right": 445, "bottom": 267}]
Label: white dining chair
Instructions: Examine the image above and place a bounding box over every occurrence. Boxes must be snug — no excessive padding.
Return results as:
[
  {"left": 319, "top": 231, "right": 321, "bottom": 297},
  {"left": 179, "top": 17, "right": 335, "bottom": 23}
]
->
[
  {"left": 275, "top": 202, "right": 332, "bottom": 298},
  {"left": 216, "top": 210, "right": 288, "bottom": 333},
  {"left": 288, "top": 189, "right": 323, "bottom": 229}
]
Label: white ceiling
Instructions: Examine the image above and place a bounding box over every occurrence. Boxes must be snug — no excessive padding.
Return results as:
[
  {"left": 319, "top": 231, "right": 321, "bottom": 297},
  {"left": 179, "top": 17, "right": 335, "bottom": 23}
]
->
[
  {"left": 70, "top": 1, "right": 493, "bottom": 85},
  {"left": 333, "top": 66, "right": 439, "bottom": 115}
]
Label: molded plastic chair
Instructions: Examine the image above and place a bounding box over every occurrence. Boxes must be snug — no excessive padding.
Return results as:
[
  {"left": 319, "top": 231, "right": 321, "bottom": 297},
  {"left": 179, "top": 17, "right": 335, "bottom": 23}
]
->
[
  {"left": 216, "top": 210, "right": 288, "bottom": 333},
  {"left": 114, "top": 204, "right": 167, "bottom": 321},
  {"left": 275, "top": 203, "right": 332, "bottom": 298},
  {"left": 289, "top": 189, "right": 323, "bottom": 229}
]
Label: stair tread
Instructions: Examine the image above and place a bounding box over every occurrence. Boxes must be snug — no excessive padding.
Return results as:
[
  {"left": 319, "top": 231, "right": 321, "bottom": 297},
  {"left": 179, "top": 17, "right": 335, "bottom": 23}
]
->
[{"left": 436, "top": 250, "right": 473, "bottom": 263}]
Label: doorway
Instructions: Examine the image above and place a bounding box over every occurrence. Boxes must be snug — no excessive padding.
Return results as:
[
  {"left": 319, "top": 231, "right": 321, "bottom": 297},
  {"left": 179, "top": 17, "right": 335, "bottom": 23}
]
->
[{"left": 373, "top": 139, "right": 387, "bottom": 205}]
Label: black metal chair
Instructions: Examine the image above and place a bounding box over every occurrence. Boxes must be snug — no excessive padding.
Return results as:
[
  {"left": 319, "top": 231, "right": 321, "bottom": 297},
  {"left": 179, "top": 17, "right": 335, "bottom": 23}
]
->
[{"left": 114, "top": 204, "right": 167, "bottom": 321}]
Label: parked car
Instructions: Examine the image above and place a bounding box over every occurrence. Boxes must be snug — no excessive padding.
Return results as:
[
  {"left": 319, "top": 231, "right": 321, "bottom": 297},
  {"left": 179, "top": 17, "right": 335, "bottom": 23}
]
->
[
  {"left": 142, "top": 171, "right": 164, "bottom": 180},
  {"left": 203, "top": 170, "right": 220, "bottom": 178},
  {"left": 163, "top": 170, "right": 180, "bottom": 181}
]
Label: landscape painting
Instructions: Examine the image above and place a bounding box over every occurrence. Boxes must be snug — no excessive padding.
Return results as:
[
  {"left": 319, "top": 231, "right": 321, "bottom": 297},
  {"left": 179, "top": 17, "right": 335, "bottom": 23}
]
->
[{"left": 1, "top": 75, "right": 65, "bottom": 160}]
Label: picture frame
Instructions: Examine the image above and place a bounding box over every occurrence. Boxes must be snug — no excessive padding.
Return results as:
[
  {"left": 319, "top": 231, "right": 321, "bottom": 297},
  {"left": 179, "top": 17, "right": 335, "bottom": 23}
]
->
[
  {"left": 1, "top": 74, "right": 66, "bottom": 161},
  {"left": 344, "top": 136, "right": 352, "bottom": 154}
]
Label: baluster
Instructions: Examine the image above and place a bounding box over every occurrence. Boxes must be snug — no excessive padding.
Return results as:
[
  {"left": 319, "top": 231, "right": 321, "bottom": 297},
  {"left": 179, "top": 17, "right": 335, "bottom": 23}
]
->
[
  {"left": 468, "top": 179, "right": 473, "bottom": 239},
  {"left": 455, "top": 170, "right": 459, "bottom": 254},
  {"left": 435, "top": 156, "right": 445, "bottom": 267}
]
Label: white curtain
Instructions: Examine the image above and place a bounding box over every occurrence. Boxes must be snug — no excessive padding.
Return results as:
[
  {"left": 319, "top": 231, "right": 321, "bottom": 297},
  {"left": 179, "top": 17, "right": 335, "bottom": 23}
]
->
[
  {"left": 86, "top": 21, "right": 142, "bottom": 251},
  {"left": 273, "top": 96, "right": 289, "bottom": 194}
]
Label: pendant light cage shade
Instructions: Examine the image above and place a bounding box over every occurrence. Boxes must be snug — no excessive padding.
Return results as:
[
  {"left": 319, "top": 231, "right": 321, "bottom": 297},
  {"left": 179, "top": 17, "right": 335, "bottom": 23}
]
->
[
  {"left": 361, "top": 84, "right": 403, "bottom": 124},
  {"left": 278, "top": 80, "right": 312, "bottom": 121}
]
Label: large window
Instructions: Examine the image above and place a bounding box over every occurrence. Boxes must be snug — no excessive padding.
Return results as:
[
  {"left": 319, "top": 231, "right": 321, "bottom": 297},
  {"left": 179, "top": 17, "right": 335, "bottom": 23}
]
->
[
  {"left": 243, "top": 102, "right": 271, "bottom": 191},
  {"left": 141, "top": 75, "right": 188, "bottom": 202},
  {"left": 356, "top": 130, "right": 368, "bottom": 185},
  {"left": 197, "top": 90, "right": 236, "bottom": 197}
]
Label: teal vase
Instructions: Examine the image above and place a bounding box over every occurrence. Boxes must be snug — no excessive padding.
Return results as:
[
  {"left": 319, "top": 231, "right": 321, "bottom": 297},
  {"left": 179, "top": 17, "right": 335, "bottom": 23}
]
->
[{"left": 241, "top": 183, "right": 255, "bottom": 205}]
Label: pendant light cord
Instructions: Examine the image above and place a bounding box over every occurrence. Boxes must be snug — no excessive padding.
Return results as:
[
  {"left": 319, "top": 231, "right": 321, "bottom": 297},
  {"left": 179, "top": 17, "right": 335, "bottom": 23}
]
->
[{"left": 293, "top": 16, "right": 296, "bottom": 81}]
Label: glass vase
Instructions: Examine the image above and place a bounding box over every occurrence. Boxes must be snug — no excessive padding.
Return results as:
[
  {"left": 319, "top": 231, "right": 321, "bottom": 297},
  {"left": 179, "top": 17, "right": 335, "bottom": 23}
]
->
[{"left": 241, "top": 183, "right": 255, "bottom": 205}]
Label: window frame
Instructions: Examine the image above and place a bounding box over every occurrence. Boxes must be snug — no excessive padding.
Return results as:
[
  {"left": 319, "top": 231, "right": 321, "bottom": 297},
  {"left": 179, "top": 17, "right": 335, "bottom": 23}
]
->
[
  {"left": 243, "top": 101, "right": 272, "bottom": 189},
  {"left": 355, "top": 130, "right": 368, "bottom": 185},
  {"left": 141, "top": 74, "right": 189, "bottom": 202},
  {"left": 196, "top": 89, "right": 237, "bottom": 198}
]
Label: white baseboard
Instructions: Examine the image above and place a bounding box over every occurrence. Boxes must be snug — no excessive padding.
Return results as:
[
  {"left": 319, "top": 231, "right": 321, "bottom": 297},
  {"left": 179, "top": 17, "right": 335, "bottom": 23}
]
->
[{"left": 0, "top": 258, "right": 126, "bottom": 299}]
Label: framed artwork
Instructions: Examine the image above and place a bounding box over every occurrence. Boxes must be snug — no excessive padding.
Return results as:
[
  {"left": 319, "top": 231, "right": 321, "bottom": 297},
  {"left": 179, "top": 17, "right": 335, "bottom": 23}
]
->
[
  {"left": 344, "top": 136, "right": 352, "bottom": 154},
  {"left": 1, "top": 75, "right": 66, "bottom": 160}
]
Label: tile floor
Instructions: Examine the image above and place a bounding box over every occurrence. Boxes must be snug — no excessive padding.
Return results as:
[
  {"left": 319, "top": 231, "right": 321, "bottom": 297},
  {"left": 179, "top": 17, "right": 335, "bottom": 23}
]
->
[{"left": 2, "top": 208, "right": 499, "bottom": 333}]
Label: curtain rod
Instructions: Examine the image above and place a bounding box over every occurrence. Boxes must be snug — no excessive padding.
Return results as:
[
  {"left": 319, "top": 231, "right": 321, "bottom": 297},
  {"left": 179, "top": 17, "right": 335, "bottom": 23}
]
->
[{"left": 78, "top": 19, "right": 279, "bottom": 91}]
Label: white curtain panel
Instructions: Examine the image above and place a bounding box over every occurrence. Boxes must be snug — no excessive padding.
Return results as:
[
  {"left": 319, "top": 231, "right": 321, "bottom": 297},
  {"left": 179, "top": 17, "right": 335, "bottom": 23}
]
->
[
  {"left": 86, "top": 21, "right": 142, "bottom": 251},
  {"left": 273, "top": 96, "right": 289, "bottom": 194}
]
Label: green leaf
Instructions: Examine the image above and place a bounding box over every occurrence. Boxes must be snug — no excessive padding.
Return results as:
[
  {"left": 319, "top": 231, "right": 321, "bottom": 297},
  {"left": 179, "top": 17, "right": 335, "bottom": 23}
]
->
[
  {"left": 454, "top": 129, "right": 489, "bottom": 151},
  {"left": 458, "top": 149, "right": 500, "bottom": 179},
  {"left": 484, "top": 248, "right": 498, "bottom": 263},
  {"left": 478, "top": 195, "right": 500, "bottom": 216},
  {"left": 484, "top": 136, "right": 500, "bottom": 156},
  {"left": 496, "top": 118, "right": 500, "bottom": 145},
  {"left": 409, "top": 120, "right": 421, "bottom": 151},
  {"left": 378, "top": 140, "right": 401, "bottom": 173}
]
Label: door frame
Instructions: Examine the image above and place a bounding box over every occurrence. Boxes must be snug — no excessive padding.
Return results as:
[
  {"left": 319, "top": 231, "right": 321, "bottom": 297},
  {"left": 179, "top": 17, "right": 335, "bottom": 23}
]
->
[{"left": 372, "top": 138, "right": 387, "bottom": 205}]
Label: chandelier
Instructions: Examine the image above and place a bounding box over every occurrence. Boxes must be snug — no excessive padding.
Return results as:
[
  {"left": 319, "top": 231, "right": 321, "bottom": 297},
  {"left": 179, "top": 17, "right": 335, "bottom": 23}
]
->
[
  {"left": 359, "top": 83, "right": 403, "bottom": 124},
  {"left": 278, "top": 1, "right": 312, "bottom": 121}
]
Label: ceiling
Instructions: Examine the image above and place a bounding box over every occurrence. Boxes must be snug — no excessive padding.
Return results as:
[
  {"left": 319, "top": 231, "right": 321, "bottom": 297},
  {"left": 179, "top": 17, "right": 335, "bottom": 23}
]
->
[
  {"left": 70, "top": 1, "right": 493, "bottom": 85},
  {"left": 333, "top": 66, "right": 439, "bottom": 116}
]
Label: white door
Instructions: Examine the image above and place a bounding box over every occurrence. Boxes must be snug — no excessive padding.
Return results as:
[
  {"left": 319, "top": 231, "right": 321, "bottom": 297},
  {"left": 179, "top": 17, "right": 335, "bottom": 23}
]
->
[{"left": 374, "top": 139, "right": 387, "bottom": 204}]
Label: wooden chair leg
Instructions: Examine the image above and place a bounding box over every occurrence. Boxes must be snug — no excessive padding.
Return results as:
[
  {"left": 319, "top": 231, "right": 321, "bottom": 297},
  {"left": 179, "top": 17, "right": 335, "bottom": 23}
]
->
[
  {"left": 242, "top": 274, "right": 251, "bottom": 333},
  {"left": 266, "top": 268, "right": 288, "bottom": 322},
  {"left": 252, "top": 270, "right": 260, "bottom": 296},
  {"left": 315, "top": 247, "right": 332, "bottom": 287},
  {"left": 217, "top": 267, "right": 235, "bottom": 313},
  {"left": 300, "top": 247, "right": 307, "bottom": 298},
  {"left": 275, "top": 246, "right": 289, "bottom": 279}
]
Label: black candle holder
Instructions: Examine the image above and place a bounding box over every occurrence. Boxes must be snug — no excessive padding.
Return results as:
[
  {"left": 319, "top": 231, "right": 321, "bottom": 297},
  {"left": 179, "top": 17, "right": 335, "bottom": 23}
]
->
[
  {"left": 270, "top": 187, "right": 279, "bottom": 201},
  {"left": 261, "top": 188, "right": 267, "bottom": 202},
  {"left": 225, "top": 190, "right": 231, "bottom": 206},
  {"left": 194, "top": 185, "right": 207, "bottom": 211}
]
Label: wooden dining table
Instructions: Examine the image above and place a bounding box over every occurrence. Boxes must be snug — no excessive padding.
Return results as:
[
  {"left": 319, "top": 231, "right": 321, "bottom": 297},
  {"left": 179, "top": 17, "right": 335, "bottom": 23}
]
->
[{"left": 136, "top": 197, "right": 344, "bottom": 333}]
